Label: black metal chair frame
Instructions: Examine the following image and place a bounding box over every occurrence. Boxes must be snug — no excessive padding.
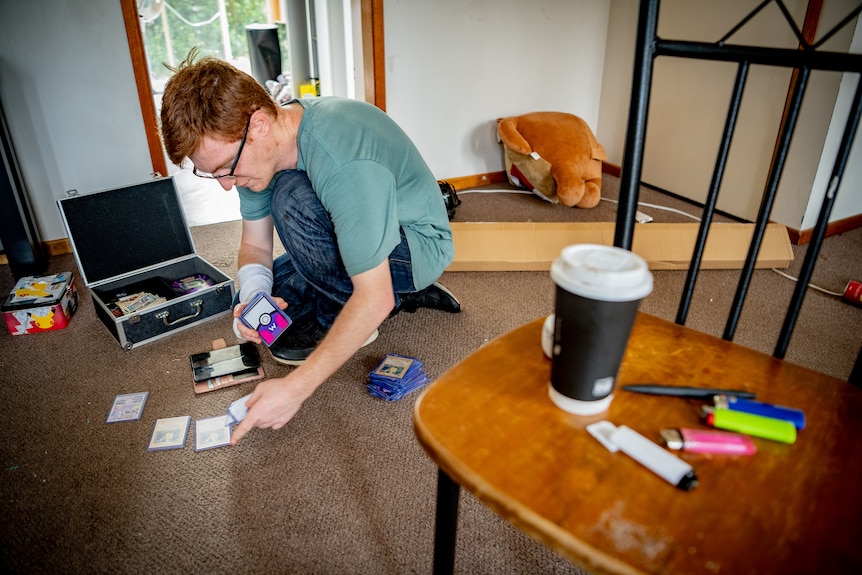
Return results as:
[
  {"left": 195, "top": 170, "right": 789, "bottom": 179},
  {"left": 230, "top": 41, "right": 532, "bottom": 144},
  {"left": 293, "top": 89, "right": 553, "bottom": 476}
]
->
[
  {"left": 430, "top": 1, "right": 862, "bottom": 573},
  {"left": 616, "top": 0, "right": 862, "bottom": 375}
]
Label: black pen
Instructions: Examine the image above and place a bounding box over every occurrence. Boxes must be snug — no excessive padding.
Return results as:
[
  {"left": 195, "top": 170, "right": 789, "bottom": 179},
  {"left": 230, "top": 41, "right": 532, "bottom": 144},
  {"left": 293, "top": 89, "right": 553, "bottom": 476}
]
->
[{"left": 621, "top": 384, "right": 756, "bottom": 400}]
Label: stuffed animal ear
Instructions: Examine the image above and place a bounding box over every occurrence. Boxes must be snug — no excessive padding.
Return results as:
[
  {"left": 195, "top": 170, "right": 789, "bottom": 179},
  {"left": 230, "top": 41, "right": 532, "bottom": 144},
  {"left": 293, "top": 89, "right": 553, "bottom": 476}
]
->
[
  {"left": 497, "top": 117, "right": 533, "bottom": 156},
  {"left": 592, "top": 142, "right": 608, "bottom": 162}
]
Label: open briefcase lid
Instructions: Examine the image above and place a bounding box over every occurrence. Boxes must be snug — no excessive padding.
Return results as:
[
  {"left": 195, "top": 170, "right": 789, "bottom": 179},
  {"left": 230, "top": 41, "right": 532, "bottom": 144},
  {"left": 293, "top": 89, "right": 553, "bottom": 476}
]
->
[{"left": 58, "top": 177, "right": 196, "bottom": 287}]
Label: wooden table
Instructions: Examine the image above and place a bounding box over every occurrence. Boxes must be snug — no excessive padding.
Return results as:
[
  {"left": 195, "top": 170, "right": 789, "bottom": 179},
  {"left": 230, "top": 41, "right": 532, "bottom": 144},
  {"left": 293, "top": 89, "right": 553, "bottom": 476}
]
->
[{"left": 413, "top": 313, "right": 862, "bottom": 575}]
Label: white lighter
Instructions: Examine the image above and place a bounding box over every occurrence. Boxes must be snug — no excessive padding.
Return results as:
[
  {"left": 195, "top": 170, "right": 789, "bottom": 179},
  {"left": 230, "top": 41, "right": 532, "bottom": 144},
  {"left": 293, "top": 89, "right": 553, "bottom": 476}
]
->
[{"left": 587, "top": 421, "right": 699, "bottom": 491}]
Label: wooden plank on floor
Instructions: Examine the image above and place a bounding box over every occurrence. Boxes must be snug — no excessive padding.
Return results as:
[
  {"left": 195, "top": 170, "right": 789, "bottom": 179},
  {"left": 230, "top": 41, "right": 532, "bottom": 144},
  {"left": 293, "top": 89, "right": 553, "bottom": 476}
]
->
[{"left": 446, "top": 222, "right": 794, "bottom": 271}]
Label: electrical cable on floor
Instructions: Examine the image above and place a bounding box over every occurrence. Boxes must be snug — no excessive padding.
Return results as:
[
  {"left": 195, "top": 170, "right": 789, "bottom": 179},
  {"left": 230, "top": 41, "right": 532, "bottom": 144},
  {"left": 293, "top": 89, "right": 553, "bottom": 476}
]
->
[
  {"left": 769, "top": 268, "right": 844, "bottom": 297},
  {"left": 600, "top": 197, "right": 702, "bottom": 222}
]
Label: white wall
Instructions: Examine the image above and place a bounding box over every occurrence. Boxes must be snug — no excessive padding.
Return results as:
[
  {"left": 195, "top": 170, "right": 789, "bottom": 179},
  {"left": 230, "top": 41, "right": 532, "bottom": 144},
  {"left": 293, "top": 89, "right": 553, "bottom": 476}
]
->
[
  {"left": 597, "top": 0, "right": 638, "bottom": 168},
  {"left": 0, "top": 0, "right": 153, "bottom": 242},
  {"left": 805, "top": 14, "right": 862, "bottom": 229},
  {"left": 383, "top": 0, "right": 610, "bottom": 181},
  {"left": 0, "top": 0, "right": 858, "bottom": 246},
  {"left": 599, "top": 0, "right": 861, "bottom": 228}
]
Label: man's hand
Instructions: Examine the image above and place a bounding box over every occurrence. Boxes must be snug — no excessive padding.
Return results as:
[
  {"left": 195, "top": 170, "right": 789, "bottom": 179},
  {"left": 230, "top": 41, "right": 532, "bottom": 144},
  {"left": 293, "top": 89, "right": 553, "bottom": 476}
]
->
[
  {"left": 229, "top": 259, "right": 396, "bottom": 445},
  {"left": 233, "top": 296, "right": 289, "bottom": 344},
  {"left": 230, "top": 375, "right": 315, "bottom": 445}
]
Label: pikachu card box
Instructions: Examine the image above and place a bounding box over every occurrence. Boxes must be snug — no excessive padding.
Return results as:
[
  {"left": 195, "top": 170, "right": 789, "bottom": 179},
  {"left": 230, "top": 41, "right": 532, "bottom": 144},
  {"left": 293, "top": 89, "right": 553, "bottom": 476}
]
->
[{"left": 2, "top": 271, "right": 78, "bottom": 335}]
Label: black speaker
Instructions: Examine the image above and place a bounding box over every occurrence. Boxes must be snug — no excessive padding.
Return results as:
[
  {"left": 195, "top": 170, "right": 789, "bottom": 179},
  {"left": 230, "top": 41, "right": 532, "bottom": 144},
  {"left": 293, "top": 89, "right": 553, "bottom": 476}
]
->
[
  {"left": 246, "top": 24, "right": 281, "bottom": 86},
  {"left": 0, "top": 97, "right": 47, "bottom": 279}
]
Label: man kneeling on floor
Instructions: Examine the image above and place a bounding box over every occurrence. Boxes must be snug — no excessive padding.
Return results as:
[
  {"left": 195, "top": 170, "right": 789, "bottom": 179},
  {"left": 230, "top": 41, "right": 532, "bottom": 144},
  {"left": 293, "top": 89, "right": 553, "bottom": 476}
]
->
[{"left": 159, "top": 50, "right": 460, "bottom": 445}]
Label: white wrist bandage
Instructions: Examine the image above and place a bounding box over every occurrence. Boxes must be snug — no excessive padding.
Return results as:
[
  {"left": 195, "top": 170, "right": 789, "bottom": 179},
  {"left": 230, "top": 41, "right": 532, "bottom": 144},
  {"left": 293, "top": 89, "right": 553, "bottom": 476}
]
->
[
  {"left": 237, "top": 263, "right": 274, "bottom": 303},
  {"left": 234, "top": 263, "right": 274, "bottom": 340}
]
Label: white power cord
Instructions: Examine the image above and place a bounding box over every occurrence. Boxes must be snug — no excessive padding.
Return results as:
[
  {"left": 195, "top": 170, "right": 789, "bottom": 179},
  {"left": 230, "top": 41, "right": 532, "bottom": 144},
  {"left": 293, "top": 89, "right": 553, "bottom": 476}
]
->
[
  {"left": 600, "top": 197, "right": 701, "bottom": 222},
  {"left": 769, "top": 268, "right": 844, "bottom": 297}
]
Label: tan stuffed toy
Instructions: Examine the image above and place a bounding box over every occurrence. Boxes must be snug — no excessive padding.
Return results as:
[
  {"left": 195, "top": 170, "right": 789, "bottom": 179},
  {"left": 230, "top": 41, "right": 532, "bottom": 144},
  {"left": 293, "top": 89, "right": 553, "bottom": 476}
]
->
[{"left": 497, "top": 111, "right": 607, "bottom": 208}]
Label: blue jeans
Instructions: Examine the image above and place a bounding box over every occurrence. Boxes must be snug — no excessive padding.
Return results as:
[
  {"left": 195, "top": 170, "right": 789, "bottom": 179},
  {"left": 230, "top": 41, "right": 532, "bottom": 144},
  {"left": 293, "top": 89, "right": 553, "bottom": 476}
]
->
[{"left": 268, "top": 170, "right": 416, "bottom": 329}]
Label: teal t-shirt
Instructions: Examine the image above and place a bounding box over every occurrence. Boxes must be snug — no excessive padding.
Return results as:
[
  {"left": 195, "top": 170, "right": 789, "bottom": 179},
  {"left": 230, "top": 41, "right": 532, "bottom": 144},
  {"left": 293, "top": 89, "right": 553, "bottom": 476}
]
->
[{"left": 237, "top": 97, "right": 453, "bottom": 291}]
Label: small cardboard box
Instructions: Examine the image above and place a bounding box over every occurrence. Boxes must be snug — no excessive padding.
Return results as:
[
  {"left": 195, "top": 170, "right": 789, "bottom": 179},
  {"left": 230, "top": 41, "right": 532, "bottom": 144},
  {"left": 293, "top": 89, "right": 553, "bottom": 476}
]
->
[
  {"left": 446, "top": 222, "right": 794, "bottom": 271},
  {"left": 2, "top": 271, "right": 78, "bottom": 335},
  {"left": 58, "top": 178, "right": 235, "bottom": 350}
]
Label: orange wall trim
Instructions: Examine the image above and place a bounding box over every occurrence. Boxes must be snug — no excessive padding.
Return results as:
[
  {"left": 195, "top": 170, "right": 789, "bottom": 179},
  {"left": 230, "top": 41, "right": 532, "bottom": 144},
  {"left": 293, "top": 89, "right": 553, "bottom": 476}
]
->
[
  {"left": 120, "top": 0, "right": 167, "bottom": 178},
  {"left": 792, "top": 213, "right": 862, "bottom": 245},
  {"left": 440, "top": 172, "right": 508, "bottom": 189}
]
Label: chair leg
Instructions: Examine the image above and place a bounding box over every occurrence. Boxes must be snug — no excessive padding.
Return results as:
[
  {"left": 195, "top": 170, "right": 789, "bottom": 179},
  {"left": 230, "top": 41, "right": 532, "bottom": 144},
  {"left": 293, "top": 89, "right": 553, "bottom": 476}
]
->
[
  {"left": 433, "top": 469, "right": 460, "bottom": 575},
  {"left": 849, "top": 345, "right": 862, "bottom": 389}
]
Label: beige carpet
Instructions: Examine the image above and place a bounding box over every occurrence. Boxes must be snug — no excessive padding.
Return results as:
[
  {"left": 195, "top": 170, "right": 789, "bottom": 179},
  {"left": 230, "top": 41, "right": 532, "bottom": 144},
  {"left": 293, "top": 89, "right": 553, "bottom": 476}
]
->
[{"left": 0, "top": 176, "right": 859, "bottom": 574}]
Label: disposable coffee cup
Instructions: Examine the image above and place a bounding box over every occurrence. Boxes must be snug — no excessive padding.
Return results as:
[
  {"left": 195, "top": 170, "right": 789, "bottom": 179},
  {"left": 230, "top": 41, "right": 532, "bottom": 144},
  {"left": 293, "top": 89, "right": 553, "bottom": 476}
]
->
[{"left": 548, "top": 244, "right": 653, "bottom": 415}]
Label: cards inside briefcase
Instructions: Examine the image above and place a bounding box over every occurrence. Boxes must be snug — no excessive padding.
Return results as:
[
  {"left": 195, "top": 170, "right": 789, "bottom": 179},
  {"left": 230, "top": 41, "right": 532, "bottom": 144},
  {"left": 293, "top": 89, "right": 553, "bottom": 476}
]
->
[{"left": 190, "top": 342, "right": 264, "bottom": 394}]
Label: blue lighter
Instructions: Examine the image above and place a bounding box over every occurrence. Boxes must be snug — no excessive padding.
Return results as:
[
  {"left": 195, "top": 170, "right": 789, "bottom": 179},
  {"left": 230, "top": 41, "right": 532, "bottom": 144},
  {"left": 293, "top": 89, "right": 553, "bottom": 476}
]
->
[{"left": 714, "top": 394, "right": 806, "bottom": 429}]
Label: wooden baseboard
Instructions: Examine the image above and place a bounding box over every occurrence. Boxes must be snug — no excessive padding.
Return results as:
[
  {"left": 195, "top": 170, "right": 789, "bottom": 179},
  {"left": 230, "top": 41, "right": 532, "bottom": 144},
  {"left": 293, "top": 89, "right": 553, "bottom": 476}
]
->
[
  {"left": 0, "top": 238, "right": 72, "bottom": 266},
  {"left": 439, "top": 171, "right": 508, "bottom": 189},
  {"left": 3, "top": 167, "right": 858, "bottom": 266},
  {"left": 791, "top": 213, "right": 862, "bottom": 244},
  {"left": 45, "top": 238, "right": 72, "bottom": 256},
  {"left": 441, "top": 164, "right": 620, "bottom": 189},
  {"left": 602, "top": 162, "right": 621, "bottom": 178}
]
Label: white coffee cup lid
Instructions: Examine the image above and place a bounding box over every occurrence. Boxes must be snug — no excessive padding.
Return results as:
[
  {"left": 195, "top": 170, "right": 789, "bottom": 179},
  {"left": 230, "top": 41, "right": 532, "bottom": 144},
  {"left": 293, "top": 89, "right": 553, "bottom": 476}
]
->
[{"left": 550, "top": 244, "right": 653, "bottom": 302}]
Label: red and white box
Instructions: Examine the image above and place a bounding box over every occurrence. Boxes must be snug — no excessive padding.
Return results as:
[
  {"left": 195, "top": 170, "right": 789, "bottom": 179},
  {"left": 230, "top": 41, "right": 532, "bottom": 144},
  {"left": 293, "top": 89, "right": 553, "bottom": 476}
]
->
[
  {"left": 844, "top": 280, "right": 862, "bottom": 308},
  {"left": 2, "top": 271, "right": 78, "bottom": 335}
]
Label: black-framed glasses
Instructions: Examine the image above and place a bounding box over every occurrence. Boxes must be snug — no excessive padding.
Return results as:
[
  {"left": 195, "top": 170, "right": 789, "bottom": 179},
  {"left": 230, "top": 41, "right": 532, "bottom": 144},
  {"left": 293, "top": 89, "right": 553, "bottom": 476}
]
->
[{"left": 192, "top": 114, "right": 251, "bottom": 180}]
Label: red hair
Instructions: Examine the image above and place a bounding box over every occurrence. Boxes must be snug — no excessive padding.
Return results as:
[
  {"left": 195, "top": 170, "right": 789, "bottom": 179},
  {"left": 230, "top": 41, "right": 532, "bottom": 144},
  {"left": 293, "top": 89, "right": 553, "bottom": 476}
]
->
[{"left": 159, "top": 49, "right": 278, "bottom": 166}]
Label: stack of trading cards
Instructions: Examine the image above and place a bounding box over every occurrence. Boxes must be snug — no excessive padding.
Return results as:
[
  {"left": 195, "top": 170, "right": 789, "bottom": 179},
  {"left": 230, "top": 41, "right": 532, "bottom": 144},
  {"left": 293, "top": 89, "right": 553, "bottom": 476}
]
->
[
  {"left": 367, "top": 354, "right": 429, "bottom": 401},
  {"left": 170, "top": 273, "right": 215, "bottom": 296},
  {"left": 114, "top": 291, "right": 166, "bottom": 316}
]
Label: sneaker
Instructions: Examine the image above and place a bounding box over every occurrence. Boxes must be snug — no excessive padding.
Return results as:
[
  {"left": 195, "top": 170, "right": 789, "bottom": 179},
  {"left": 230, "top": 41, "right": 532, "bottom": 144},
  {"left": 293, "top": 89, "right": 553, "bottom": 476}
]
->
[
  {"left": 269, "top": 319, "right": 379, "bottom": 366},
  {"left": 268, "top": 319, "right": 324, "bottom": 366},
  {"left": 398, "top": 282, "right": 461, "bottom": 314}
]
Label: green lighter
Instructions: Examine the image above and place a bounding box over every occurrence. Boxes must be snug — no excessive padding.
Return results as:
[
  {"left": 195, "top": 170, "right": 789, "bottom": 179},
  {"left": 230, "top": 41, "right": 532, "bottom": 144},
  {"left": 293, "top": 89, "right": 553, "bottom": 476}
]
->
[{"left": 702, "top": 406, "right": 797, "bottom": 444}]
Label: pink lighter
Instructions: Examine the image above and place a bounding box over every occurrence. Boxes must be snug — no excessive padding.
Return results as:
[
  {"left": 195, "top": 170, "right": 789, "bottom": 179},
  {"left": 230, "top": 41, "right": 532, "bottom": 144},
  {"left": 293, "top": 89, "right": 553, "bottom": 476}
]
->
[{"left": 660, "top": 428, "right": 757, "bottom": 455}]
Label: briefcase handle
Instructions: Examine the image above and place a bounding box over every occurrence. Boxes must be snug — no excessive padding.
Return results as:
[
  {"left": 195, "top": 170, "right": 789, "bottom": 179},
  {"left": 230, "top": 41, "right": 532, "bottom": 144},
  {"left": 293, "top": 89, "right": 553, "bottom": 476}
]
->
[{"left": 156, "top": 299, "right": 203, "bottom": 327}]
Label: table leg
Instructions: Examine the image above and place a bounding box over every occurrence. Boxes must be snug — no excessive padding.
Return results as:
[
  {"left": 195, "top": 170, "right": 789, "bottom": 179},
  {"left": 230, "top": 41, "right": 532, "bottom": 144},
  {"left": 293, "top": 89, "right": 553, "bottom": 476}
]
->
[
  {"left": 849, "top": 345, "right": 861, "bottom": 388},
  {"left": 433, "top": 469, "right": 460, "bottom": 575}
]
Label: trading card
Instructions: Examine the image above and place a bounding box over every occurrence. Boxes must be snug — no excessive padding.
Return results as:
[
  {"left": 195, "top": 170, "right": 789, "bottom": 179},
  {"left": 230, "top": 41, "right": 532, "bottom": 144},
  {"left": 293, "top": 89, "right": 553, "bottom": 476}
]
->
[
  {"left": 106, "top": 392, "right": 149, "bottom": 423},
  {"left": 239, "top": 291, "right": 292, "bottom": 346},
  {"left": 194, "top": 416, "right": 232, "bottom": 452},
  {"left": 226, "top": 393, "right": 252, "bottom": 426},
  {"left": 367, "top": 353, "right": 429, "bottom": 401},
  {"left": 116, "top": 292, "right": 165, "bottom": 315},
  {"left": 371, "top": 354, "right": 417, "bottom": 381},
  {"left": 147, "top": 416, "right": 191, "bottom": 451}
]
